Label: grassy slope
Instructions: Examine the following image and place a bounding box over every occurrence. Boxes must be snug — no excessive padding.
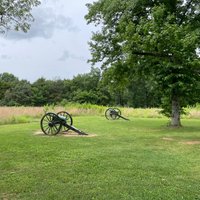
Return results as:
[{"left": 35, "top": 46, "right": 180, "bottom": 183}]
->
[{"left": 0, "top": 117, "right": 200, "bottom": 200}]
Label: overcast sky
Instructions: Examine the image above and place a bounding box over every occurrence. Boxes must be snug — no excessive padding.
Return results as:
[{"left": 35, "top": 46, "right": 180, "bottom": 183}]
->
[{"left": 0, "top": 0, "right": 96, "bottom": 83}]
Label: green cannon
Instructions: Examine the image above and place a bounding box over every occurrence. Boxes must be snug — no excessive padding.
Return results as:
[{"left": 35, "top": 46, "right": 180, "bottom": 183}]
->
[
  {"left": 40, "top": 111, "right": 87, "bottom": 136},
  {"left": 105, "top": 108, "right": 129, "bottom": 121}
]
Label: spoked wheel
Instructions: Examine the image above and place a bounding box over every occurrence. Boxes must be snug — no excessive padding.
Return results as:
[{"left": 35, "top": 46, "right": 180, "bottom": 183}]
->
[
  {"left": 105, "top": 108, "right": 121, "bottom": 120},
  {"left": 105, "top": 108, "right": 114, "bottom": 120},
  {"left": 57, "top": 111, "right": 73, "bottom": 132},
  {"left": 112, "top": 108, "right": 121, "bottom": 119},
  {"left": 40, "top": 112, "right": 62, "bottom": 135}
]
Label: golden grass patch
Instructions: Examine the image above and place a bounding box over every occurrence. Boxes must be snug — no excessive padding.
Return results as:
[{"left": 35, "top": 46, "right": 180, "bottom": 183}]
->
[{"left": 0, "top": 105, "right": 199, "bottom": 125}]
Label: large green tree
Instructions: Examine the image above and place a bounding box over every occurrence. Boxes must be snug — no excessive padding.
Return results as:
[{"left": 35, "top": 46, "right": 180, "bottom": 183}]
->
[
  {"left": 2, "top": 80, "right": 33, "bottom": 106},
  {"left": 85, "top": 0, "right": 200, "bottom": 126},
  {"left": 71, "top": 67, "right": 102, "bottom": 104},
  {"left": 0, "top": 73, "right": 19, "bottom": 103},
  {"left": 0, "top": 0, "right": 40, "bottom": 33}
]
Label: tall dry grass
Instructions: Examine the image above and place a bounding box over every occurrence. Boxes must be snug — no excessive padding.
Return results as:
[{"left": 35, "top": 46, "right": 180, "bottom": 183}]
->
[
  {"left": 0, "top": 106, "right": 68, "bottom": 124},
  {"left": 0, "top": 105, "right": 103, "bottom": 124},
  {"left": 0, "top": 104, "right": 199, "bottom": 124},
  {"left": 0, "top": 107, "right": 42, "bottom": 124},
  {"left": 121, "top": 107, "right": 163, "bottom": 118},
  {"left": 0, "top": 106, "right": 43, "bottom": 119}
]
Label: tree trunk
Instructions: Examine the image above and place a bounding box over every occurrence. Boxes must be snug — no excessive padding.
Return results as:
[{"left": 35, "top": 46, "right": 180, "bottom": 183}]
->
[{"left": 171, "top": 96, "right": 181, "bottom": 127}]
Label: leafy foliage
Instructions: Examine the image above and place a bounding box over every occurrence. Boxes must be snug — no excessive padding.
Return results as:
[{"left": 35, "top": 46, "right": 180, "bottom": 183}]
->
[
  {"left": 0, "top": 0, "right": 41, "bottom": 33},
  {"left": 0, "top": 69, "right": 165, "bottom": 107},
  {"left": 85, "top": 0, "right": 200, "bottom": 125}
]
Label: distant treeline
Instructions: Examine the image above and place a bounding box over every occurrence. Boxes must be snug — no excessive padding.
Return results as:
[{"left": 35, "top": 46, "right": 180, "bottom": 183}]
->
[{"left": 0, "top": 67, "right": 162, "bottom": 107}]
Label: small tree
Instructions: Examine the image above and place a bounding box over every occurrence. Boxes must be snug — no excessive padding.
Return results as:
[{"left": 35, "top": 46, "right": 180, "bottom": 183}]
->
[
  {"left": 0, "top": 0, "right": 40, "bottom": 33},
  {"left": 85, "top": 0, "right": 200, "bottom": 127}
]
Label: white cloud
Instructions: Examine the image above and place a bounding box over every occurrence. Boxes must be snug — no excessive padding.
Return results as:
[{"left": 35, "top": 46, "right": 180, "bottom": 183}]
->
[
  {"left": 0, "top": 54, "right": 11, "bottom": 60},
  {"left": 4, "top": 7, "right": 79, "bottom": 40},
  {"left": 0, "top": 0, "right": 96, "bottom": 82},
  {"left": 58, "top": 50, "right": 70, "bottom": 61},
  {"left": 196, "top": 48, "right": 200, "bottom": 57},
  {"left": 58, "top": 50, "right": 86, "bottom": 62}
]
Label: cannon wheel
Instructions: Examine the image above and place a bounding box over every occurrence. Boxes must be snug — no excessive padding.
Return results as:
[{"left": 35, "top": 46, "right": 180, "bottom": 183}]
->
[
  {"left": 105, "top": 108, "right": 121, "bottom": 120},
  {"left": 57, "top": 111, "right": 73, "bottom": 132},
  {"left": 40, "top": 112, "right": 62, "bottom": 135},
  {"left": 112, "top": 108, "right": 121, "bottom": 119}
]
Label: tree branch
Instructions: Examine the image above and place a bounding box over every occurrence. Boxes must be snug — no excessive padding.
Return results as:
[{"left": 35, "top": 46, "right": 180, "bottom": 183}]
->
[
  {"left": 178, "top": 0, "right": 193, "bottom": 25},
  {"left": 132, "top": 51, "right": 173, "bottom": 59}
]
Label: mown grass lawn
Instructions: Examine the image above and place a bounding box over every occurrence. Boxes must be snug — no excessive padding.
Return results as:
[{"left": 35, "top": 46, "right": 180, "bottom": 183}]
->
[{"left": 0, "top": 117, "right": 200, "bottom": 200}]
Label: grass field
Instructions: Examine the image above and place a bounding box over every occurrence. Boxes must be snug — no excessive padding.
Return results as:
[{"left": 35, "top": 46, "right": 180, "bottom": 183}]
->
[{"left": 0, "top": 116, "right": 200, "bottom": 200}]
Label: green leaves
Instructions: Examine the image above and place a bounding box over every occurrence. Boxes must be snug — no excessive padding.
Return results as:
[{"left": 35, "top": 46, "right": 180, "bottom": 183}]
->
[
  {"left": 0, "top": 0, "right": 40, "bottom": 33},
  {"left": 85, "top": 0, "right": 200, "bottom": 122}
]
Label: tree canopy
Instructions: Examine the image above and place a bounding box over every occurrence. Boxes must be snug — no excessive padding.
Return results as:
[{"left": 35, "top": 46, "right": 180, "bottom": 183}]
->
[
  {"left": 0, "top": 0, "right": 40, "bottom": 33},
  {"left": 0, "top": 69, "right": 162, "bottom": 107},
  {"left": 85, "top": 0, "right": 200, "bottom": 126}
]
